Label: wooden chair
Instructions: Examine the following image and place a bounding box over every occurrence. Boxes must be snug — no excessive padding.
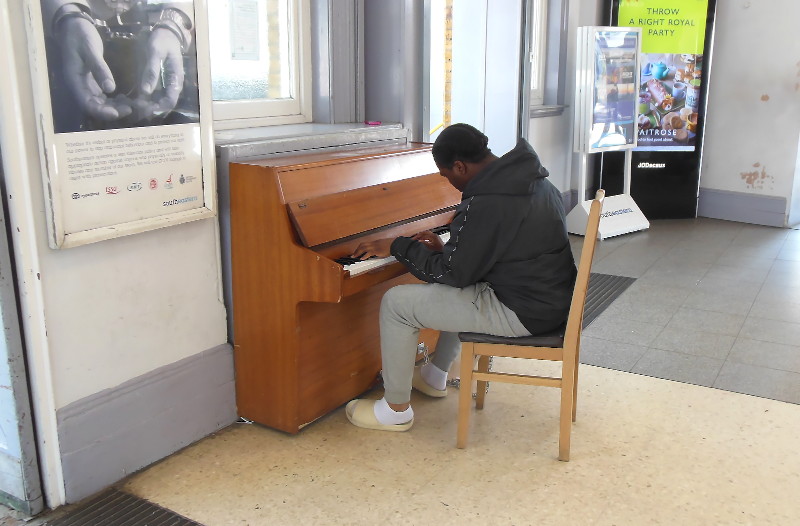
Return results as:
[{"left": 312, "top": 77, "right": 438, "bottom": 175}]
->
[{"left": 456, "top": 189, "right": 605, "bottom": 461}]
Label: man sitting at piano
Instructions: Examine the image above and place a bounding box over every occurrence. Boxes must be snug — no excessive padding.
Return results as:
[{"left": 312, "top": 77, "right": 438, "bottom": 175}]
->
[{"left": 345, "top": 123, "right": 577, "bottom": 432}]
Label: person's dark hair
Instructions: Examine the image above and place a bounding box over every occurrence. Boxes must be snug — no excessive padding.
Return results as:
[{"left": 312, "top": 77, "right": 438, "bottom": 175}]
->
[{"left": 431, "top": 123, "right": 492, "bottom": 169}]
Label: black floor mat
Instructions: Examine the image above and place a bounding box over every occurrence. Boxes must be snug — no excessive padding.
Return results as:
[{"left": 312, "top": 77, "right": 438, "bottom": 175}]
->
[
  {"left": 44, "top": 488, "right": 202, "bottom": 526},
  {"left": 583, "top": 273, "right": 636, "bottom": 328}
]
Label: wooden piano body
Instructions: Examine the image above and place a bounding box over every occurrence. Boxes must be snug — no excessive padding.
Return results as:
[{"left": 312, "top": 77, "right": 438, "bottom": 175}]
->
[{"left": 229, "top": 143, "right": 461, "bottom": 433}]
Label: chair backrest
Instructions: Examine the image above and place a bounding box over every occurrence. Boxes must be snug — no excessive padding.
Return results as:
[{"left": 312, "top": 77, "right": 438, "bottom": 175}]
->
[{"left": 562, "top": 189, "right": 604, "bottom": 348}]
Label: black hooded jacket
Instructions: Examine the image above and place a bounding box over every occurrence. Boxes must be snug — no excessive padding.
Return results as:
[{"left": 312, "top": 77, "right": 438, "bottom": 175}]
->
[{"left": 390, "top": 138, "right": 577, "bottom": 334}]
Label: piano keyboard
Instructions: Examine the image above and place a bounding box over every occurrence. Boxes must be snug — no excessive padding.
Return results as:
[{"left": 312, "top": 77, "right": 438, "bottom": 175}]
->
[{"left": 344, "top": 231, "right": 450, "bottom": 277}]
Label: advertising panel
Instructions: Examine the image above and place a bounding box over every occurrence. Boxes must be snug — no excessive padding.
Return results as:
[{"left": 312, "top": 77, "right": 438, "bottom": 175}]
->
[
  {"left": 618, "top": 0, "right": 709, "bottom": 151},
  {"left": 574, "top": 27, "right": 641, "bottom": 154},
  {"left": 26, "top": 0, "right": 216, "bottom": 248},
  {"left": 588, "top": 28, "right": 640, "bottom": 152}
]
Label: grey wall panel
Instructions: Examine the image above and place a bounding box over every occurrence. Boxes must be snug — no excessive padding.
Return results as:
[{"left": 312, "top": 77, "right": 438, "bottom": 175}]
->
[
  {"left": 57, "top": 344, "right": 236, "bottom": 503},
  {"left": 698, "top": 188, "right": 786, "bottom": 228}
]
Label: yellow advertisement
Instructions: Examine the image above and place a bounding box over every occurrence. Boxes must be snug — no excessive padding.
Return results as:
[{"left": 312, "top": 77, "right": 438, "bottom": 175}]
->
[
  {"left": 618, "top": 0, "right": 709, "bottom": 151},
  {"left": 619, "top": 0, "right": 708, "bottom": 54}
]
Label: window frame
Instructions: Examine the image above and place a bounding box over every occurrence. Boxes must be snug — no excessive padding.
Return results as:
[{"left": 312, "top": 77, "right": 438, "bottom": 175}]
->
[
  {"left": 529, "top": 0, "right": 548, "bottom": 107},
  {"left": 209, "top": 0, "right": 313, "bottom": 130},
  {"left": 523, "top": 0, "right": 568, "bottom": 120}
]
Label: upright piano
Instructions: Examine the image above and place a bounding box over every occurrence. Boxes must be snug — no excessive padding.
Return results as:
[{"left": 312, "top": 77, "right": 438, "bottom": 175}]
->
[{"left": 229, "top": 143, "right": 461, "bottom": 433}]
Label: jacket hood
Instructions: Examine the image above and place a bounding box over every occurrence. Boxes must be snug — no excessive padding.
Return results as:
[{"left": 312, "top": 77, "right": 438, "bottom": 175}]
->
[{"left": 462, "top": 138, "right": 549, "bottom": 198}]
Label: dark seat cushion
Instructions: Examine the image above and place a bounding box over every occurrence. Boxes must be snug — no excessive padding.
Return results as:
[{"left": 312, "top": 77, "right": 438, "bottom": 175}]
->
[{"left": 458, "top": 330, "right": 564, "bottom": 348}]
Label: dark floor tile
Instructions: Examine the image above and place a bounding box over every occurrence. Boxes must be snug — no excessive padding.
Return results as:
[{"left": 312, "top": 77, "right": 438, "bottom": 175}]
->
[
  {"left": 697, "top": 269, "right": 767, "bottom": 291},
  {"left": 731, "top": 227, "right": 788, "bottom": 247},
  {"left": 714, "top": 361, "right": 800, "bottom": 404},
  {"left": 763, "top": 259, "right": 800, "bottom": 288},
  {"left": 630, "top": 348, "right": 723, "bottom": 387},
  {"left": 728, "top": 338, "right": 800, "bottom": 374},
  {"left": 582, "top": 315, "right": 664, "bottom": 347},
  {"left": 719, "top": 243, "right": 782, "bottom": 260},
  {"left": 579, "top": 336, "right": 647, "bottom": 371},
  {"left": 777, "top": 246, "right": 800, "bottom": 262},
  {"left": 602, "top": 296, "right": 679, "bottom": 325},
  {"left": 682, "top": 289, "right": 755, "bottom": 316},
  {"left": 713, "top": 253, "right": 775, "bottom": 271},
  {"left": 749, "top": 296, "right": 800, "bottom": 324},
  {"left": 756, "top": 281, "right": 800, "bottom": 305},
  {"left": 650, "top": 327, "right": 735, "bottom": 360},
  {"left": 666, "top": 307, "right": 746, "bottom": 337},
  {"left": 620, "top": 280, "right": 693, "bottom": 307},
  {"left": 739, "top": 316, "right": 800, "bottom": 347}
]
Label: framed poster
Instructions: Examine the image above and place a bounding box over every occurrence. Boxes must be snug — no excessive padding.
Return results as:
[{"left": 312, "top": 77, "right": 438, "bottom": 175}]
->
[
  {"left": 574, "top": 26, "right": 642, "bottom": 154},
  {"left": 25, "top": 0, "right": 216, "bottom": 248}
]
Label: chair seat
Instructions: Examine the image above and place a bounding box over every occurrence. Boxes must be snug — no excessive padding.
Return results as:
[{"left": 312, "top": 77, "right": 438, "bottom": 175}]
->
[{"left": 458, "top": 331, "right": 564, "bottom": 348}]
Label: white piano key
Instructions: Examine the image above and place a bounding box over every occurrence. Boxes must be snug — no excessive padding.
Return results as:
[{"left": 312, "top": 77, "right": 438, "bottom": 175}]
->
[
  {"left": 344, "top": 232, "right": 450, "bottom": 277},
  {"left": 345, "top": 256, "right": 397, "bottom": 276}
]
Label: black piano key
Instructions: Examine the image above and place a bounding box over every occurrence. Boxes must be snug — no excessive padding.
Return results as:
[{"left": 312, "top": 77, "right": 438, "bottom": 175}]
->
[{"left": 334, "top": 255, "right": 379, "bottom": 266}]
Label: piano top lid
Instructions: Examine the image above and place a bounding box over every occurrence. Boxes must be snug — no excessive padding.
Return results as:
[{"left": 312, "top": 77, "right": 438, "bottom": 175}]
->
[
  {"left": 236, "top": 142, "right": 442, "bottom": 204},
  {"left": 238, "top": 142, "right": 433, "bottom": 170}
]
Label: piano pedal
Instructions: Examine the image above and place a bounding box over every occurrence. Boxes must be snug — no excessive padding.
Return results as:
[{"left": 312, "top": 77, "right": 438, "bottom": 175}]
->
[{"left": 418, "top": 342, "right": 430, "bottom": 365}]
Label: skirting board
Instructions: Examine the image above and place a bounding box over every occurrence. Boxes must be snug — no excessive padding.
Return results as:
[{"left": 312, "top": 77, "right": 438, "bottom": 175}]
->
[
  {"left": 698, "top": 188, "right": 786, "bottom": 227},
  {"left": 57, "top": 344, "right": 237, "bottom": 503}
]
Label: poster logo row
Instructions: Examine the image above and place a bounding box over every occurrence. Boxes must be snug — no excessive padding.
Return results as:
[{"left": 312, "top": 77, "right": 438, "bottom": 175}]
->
[{"left": 71, "top": 174, "right": 196, "bottom": 200}]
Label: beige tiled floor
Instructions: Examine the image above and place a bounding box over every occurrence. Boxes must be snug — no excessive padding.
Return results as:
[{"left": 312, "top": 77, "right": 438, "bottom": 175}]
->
[{"left": 121, "top": 362, "right": 800, "bottom": 525}]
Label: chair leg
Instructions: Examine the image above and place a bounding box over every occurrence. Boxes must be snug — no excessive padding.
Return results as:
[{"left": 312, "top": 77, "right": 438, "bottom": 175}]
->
[
  {"left": 475, "top": 354, "right": 490, "bottom": 409},
  {"left": 559, "top": 355, "right": 577, "bottom": 461},
  {"left": 572, "top": 335, "right": 581, "bottom": 422},
  {"left": 456, "top": 342, "right": 475, "bottom": 449}
]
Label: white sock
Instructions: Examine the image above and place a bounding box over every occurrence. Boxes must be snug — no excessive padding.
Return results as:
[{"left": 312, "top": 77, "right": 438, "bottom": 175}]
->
[
  {"left": 421, "top": 362, "right": 448, "bottom": 391},
  {"left": 373, "top": 397, "right": 413, "bottom": 425}
]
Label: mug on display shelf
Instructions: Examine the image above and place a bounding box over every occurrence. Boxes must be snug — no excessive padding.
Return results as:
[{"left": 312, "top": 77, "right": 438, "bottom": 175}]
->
[{"left": 672, "top": 82, "right": 687, "bottom": 100}]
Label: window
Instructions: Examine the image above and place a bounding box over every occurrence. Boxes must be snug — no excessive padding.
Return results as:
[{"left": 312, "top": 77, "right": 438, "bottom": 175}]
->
[
  {"left": 207, "top": 0, "right": 312, "bottom": 128},
  {"left": 525, "top": 0, "right": 568, "bottom": 117},
  {"left": 529, "top": 0, "right": 548, "bottom": 106}
]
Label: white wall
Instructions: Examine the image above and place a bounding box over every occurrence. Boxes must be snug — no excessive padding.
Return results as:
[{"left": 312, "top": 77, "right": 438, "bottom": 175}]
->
[
  {"left": 2, "top": 0, "right": 228, "bottom": 505},
  {"left": 450, "top": 0, "right": 488, "bottom": 132},
  {"left": 42, "top": 221, "right": 227, "bottom": 407},
  {"left": 483, "top": 0, "right": 523, "bottom": 153},
  {"left": 700, "top": 0, "right": 800, "bottom": 223}
]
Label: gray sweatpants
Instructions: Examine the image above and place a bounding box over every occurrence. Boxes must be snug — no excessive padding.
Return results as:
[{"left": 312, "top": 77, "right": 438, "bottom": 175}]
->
[{"left": 379, "top": 282, "right": 531, "bottom": 404}]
